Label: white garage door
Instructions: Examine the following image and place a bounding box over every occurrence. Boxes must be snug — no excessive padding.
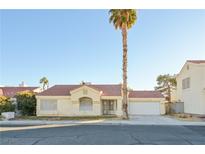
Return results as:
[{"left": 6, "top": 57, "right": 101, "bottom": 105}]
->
[{"left": 129, "top": 102, "right": 160, "bottom": 115}]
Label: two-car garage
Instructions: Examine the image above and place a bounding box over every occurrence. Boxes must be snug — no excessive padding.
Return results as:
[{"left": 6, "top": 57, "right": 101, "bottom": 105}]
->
[
  {"left": 128, "top": 91, "right": 165, "bottom": 115},
  {"left": 129, "top": 101, "right": 161, "bottom": 115}
]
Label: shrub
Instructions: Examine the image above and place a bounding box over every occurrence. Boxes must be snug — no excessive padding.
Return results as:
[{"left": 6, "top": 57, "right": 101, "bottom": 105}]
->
[
  {"left": 0, "top": 96, "right": 15, "bottom": 114},
  {"left": 16, "top": 91, "right": 36, "bottom": 116}
]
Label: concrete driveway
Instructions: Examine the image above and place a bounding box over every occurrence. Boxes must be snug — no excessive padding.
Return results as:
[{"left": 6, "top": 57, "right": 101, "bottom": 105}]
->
[
  {"left": 104, "top": 115, "right": 205, "bottom": 125},
  {"left": 130, "top": 115, "right": 185, "bottom": 124}
]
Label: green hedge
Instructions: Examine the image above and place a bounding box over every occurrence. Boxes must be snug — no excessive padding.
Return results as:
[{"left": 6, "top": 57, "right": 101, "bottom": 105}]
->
[
  {"left": 16, "top": 91, "right": 36, "bottom": 116},
  {"left": 0, "top": 96, "right": 15, "bottom": 114}
]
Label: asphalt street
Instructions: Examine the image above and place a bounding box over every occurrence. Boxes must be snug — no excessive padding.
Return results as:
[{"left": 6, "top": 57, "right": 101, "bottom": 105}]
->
[{"left": 1, "top": 125, "right": 205, "bottom": 145}]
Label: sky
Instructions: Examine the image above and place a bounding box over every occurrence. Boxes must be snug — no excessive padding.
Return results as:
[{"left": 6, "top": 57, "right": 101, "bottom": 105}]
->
[{"left": 0, "top": 9, "right": 205, "bottom": 90}]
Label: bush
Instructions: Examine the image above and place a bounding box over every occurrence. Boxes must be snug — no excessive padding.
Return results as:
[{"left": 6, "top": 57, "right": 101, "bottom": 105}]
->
[
  {"left": 0, "top": 96, "right": 15, "bottom": 114},
  {"left": 16, "top": 91, "right": 36, "bottom": 116}
]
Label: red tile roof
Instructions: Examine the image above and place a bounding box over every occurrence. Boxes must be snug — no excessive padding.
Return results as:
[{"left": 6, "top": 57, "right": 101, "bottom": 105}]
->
[
  {"left": 129, "top": 90, "right": 164, "bottom": 98},
  {"left": 88, "top": 84, "right": 122, "bottom": 96},
  {"left": 0, "top": 87, "right": 39, "bottom": 97},
  {"left": 187, "top": 60, "right": 205, "bottom": 64},
  {"left": 37, "top": 84, "right": 164, "bottom": 98},
  {"left": 37, "top": 85, "right": 80, "bottom": 96},
  {"left": 37, "top": 84, "right": 122, "bottom": 96}
]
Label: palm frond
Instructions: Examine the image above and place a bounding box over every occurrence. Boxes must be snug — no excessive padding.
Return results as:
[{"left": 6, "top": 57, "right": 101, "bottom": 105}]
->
[{"left": 109, "top": 9, "right": 137, "bottom": 30}]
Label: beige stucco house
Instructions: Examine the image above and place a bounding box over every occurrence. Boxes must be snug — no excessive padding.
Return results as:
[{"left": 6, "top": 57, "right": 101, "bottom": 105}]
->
[
  {"left": 36, "top": 83, "right": 165, "bottom": 116},
  {"left": 176, "top": 60, "right": 205, "bottom": 114}
]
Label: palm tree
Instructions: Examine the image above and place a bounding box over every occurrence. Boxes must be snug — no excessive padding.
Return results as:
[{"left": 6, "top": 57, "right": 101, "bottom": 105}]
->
[
  {"left": 39, "top": 77, "right": 49, "bottom": 90},
  {"left": 109, "top": 9, "right": 137, "bottom": 119}
]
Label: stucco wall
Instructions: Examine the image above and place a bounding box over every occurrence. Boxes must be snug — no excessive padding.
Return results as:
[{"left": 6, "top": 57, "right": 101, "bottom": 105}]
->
[
  {"left": 57, "top": 99, "right": 73, "bottom": 116},
  {"left": 36, "top": 96, "right": 72, "bottom": 116},
  {"left": 36, "top": 97, "right": 102, "bottom": 116}
]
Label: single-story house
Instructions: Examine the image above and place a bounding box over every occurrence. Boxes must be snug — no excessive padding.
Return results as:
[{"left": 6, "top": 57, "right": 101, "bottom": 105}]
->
[
  {"left": 36, "top": 83, "right": 165, "bottom": 116},
  {"left": 176, "top": 60, "right": 205, "bottom": 114}
]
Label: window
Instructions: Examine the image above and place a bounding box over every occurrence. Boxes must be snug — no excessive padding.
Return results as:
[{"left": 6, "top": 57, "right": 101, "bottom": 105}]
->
[
  {"left": 79, "top": 97, "right": 93, "bottom": 111},
  {"left": 40, "top": 100, "right": 57, "bottom": 111},
  {"left": 182, "top": 77, "right": 190, "bottom": 89}
]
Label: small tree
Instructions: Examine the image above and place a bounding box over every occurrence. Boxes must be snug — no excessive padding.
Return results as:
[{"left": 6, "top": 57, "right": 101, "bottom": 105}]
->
[
  {"left": 155, "top": 74, "right": 177, "bottom": 103},
  {"left": 16, "top": 91, "right": 36, "bottom": 116},
  {"left": 0, "top": 96, "right": 15, "bottom": 114}
]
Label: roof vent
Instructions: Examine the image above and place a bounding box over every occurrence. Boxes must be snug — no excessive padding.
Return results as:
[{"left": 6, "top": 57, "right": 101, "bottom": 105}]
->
[{"left": 80, "top": 81, "right": 92, "bottom": 85}]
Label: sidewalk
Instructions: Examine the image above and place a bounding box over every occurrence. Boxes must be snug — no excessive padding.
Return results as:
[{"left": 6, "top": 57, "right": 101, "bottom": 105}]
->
[
  {"left": 1, "top": 116, "right": 205, "bottom": 126},
  {"left": 0, "top": 119, "right": 105, "bottom": 126}
]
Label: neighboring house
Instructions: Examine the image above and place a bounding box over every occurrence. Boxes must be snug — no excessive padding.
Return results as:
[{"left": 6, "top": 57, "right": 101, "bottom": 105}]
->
[
  {"left": 36, "top": 83, "right": 165, "bottom": 116},
  {"left": 176, "top": 60, "right": 205, "bottom": 114},
  {"left": 0, "top": 86, "right": 41, "bottom": 115},
  {"left": 0, "top": 87, "right": 41, "bottom": 98}
]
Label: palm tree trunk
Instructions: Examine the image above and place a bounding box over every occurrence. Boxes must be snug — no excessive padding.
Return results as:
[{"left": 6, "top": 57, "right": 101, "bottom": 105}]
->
[
  {"left": 167, "top": 85, "right": 171, "bottom": 114},
  {"left": 43, "top": 83, "right": 45, "bottom": 91},
  {"left": 168, "top": 85, "right": 171, "bottom": 103},
  {"left": 122, "top": 26, "right": 128, "bottom": 119}
]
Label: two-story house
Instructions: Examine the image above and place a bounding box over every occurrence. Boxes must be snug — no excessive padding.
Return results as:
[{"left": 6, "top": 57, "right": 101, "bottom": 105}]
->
[{"left": 176, "top": 60, "right": 205, "bottom": 114}]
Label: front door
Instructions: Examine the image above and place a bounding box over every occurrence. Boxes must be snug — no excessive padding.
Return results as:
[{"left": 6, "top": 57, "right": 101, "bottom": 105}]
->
[{"left": 102, "top": 100, "right": 116, "bottom": 115}]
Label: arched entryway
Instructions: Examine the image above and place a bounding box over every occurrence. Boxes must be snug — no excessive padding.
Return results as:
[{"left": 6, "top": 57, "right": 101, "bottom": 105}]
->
[{"left": 79, "top": 97, "right": 93, "bottom": 111}]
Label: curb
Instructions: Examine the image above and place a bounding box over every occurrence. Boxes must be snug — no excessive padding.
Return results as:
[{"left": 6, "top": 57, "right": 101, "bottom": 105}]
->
[{"left": 1, "top": 120, "right": 205, "bottom": 127}]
